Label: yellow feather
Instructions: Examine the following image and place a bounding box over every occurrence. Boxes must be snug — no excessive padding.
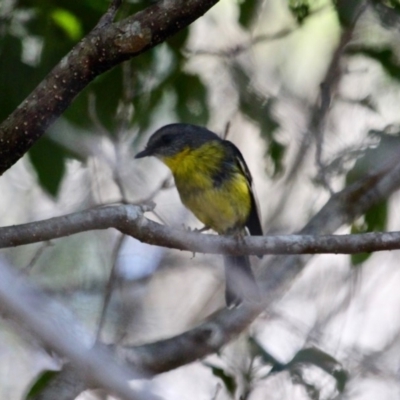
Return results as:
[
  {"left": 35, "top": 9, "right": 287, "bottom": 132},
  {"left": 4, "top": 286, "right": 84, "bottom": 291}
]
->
[{"left": 161, "top": 142, "right": 251, "bottom": 234}]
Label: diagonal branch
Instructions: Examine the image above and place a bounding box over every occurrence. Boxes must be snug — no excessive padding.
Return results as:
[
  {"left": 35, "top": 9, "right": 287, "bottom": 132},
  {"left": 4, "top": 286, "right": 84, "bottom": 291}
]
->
[
  {"left": 0, "top": 0, "right": 220, "bottom": 175},
  {"left": 0, "top": 259, "right": 159, "bottom": 400}
]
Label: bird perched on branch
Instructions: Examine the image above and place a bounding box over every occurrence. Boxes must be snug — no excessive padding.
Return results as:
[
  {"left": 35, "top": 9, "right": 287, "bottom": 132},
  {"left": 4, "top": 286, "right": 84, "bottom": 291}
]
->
[{"left": 135, "top": 123, "right": 263, "bottom": 307}]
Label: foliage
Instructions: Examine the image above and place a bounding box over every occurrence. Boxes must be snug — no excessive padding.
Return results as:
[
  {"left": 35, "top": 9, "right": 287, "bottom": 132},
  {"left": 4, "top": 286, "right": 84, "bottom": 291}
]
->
[
  {"left": 25, "top": 370, "right": 60, "bottom": 400},
  {"left": 0, "top": 1, "right": 212, "bottom": 196}
]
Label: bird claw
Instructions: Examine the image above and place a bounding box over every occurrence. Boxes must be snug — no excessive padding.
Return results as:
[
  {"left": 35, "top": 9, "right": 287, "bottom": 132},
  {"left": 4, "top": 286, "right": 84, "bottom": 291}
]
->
[
  {"left": 140, "top": 201, "right": 156, "bottom": 212},
  {"left": 183, "top": 224, "right": 210, "bottom": 233},
  {"left": 195, "top": 225, "right": 211, "bottom": 233}
]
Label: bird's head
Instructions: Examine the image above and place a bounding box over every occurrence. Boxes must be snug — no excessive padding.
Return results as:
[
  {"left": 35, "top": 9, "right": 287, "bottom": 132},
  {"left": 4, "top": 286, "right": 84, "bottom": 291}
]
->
[{"left": 135, "top": 123, "right": 219, "bottom": 160}]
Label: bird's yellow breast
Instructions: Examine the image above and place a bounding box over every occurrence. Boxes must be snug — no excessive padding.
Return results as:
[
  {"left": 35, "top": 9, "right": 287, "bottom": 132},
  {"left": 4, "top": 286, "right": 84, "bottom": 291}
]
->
[{"left": 160, "top": 142, "right": 251, "bottom": 234}]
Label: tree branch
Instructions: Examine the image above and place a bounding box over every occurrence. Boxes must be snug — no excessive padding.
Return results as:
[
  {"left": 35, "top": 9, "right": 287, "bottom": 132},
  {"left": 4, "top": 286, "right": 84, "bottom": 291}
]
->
[
  {"left": 96, "top": 0, "right": 123, "bottom": 29},
  {"left": 0, "top": 0, "right": 220, "bottom": 175},
  {"left": 2, "top": 169, "right": 400, "bottom": 256},
  {"left": 0, "top": 259, "right": 159, "bottom": 400}
]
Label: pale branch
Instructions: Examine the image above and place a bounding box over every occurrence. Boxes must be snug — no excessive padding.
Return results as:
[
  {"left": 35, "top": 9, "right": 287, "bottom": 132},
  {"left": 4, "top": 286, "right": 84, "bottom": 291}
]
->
[
  {"left": 0, "top": 0, "right": 220, "bottom": 175},
  {"left": 114, "top": 302, "right": 263, "bottom": 375},
  {"left": 186, "top": 3, "right": 330, "bottom": 58},
  {"left": 287, "top": 0, "right": 369, "bottom": 186},
  {"left": 0, "top": 260, "right": 159, "bottom": 400},
  {"left": 1, "top": 203, "right": 400, "bottom": 257},
  {"left": 96, "top": 233, "right": 126, "bottom": 340},
  {"left": 22, "top": 156, "right": 400, "bottom": 399}
]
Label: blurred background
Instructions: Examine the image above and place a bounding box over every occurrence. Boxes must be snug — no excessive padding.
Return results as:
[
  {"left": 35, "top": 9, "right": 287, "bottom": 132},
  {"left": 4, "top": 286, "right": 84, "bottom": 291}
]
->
[{"left": 2, "top": 0, "right": 400, "bottom": 398}]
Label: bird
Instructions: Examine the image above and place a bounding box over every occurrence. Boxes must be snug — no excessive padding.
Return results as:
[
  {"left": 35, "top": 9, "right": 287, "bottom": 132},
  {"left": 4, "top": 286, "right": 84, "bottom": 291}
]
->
[{"left": 135, "top": 123, "right": 263, "bottom": 307}]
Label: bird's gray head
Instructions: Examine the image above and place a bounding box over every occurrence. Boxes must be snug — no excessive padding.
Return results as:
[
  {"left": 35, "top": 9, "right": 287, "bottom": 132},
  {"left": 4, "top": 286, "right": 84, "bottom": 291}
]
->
[{"left": 135, "top": 123, "right": 220, "bottom": 159}]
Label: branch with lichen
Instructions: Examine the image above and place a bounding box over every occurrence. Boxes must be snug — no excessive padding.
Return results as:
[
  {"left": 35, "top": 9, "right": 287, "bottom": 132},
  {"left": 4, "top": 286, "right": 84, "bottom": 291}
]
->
[{"left": 0, "top": 0, "right": 220, "bottom": 174}]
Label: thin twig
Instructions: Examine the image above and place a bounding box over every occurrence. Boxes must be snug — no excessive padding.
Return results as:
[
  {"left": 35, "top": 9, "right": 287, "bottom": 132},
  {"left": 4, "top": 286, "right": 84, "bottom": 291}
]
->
[
  {"left": 23, "top": 241, "right": 53, "bottom": 271},
  {"left": 314, "top": 28, "right": 356, "bottom": 193},
  {"left": 222, "top": 121, "right": 231, "bottom": 140},
  {"left": 96, "top": 233, "right": 126, "bottom": 341},
  {"left": 112, "top": 61, "right": 136, "bottom": 203},
  {"left": 186, "top": 29, "right": 296, "bottom": 58},
  {"left": 285, "top": 6, "right": 364, "bottom": 188},
  {"left": 186, "top": 4, "right": 331, "bottom": 58},
  {"left": 95, "top": 0, "right": 123, "bottom": 30}
]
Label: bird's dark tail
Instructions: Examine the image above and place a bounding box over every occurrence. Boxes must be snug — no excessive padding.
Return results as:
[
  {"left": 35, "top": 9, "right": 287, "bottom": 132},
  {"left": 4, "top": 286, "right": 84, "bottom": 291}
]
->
[{"left": 223, "top": 255, "right": 261, "bottom": 308}]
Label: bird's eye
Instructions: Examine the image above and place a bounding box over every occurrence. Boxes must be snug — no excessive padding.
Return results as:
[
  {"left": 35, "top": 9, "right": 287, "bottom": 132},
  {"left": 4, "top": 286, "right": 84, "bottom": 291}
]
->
[{"left": 161, "top": 134, "right": 173, "bottom": 145}]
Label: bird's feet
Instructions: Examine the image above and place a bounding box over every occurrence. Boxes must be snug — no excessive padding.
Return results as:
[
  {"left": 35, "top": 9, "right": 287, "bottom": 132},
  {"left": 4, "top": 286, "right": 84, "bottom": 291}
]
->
[{"left": 183, "top": 224, "right": 211, "bottom": 233}]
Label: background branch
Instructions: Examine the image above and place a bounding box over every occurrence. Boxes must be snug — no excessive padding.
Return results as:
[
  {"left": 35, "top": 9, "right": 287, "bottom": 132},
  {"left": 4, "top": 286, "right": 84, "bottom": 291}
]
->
[{"left": 0, "top": 259, "right": 160, "bottom": 400}]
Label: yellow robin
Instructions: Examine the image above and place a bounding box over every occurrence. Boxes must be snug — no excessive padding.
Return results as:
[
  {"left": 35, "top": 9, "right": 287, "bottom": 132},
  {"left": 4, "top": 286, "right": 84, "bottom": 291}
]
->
[{"left": 135, "top": 123, "right": 262, "bottom": 307}]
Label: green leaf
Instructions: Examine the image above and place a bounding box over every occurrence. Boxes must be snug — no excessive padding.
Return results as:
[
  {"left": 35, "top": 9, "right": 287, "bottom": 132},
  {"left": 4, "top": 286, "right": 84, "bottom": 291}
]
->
[
  {"left": 350, "top": 200, "right": 387, "bottom": 265},
  {"left": 288, "top": 0, "right": 310, "bottom": 24},
  {"left": 383, "top": 0, "right": 400, "bottom": 9},
  {"left": 29, "top": 136, "right": 69, "bottom": 196},
  {"left": 289, "top": 347, "right": 348, "bottom": 393},
  {"left": 25, "top": 370, "right": 59, "bottom": 399},
  {"left": 51, "top": 8, "right": 83, "bottom": 41},
  {"left": 334, "top": 0, "right": 366, "bottom": 27},
  {"left": 350, "top": 222, "right": 371, "bottom": 265},
  {"left": 270, "top": 138, "right": 285, "bottom": 177},
  {"left": 0, "top": 34, "right": 38, "bottom": 122},
  {"left": 250, "top": 340, "right": 348, "bottom": 393},
  {"left": 203, "top": 362, "right": 237, "bottom": 395},
  {"left": 332, "top": 368, "right": 348, "bottom": 393},
  {"left": 365, "top": 199, "right": 387, "bottom": 232},
  {"left": 166, "top": 29, "right": 189, "bottom": 54},
  {"left": 350, "top": 253, "right": 370, "bottom": 266},
  {"left": 238, "top": 0, "right": 259, "bottom": 28}
]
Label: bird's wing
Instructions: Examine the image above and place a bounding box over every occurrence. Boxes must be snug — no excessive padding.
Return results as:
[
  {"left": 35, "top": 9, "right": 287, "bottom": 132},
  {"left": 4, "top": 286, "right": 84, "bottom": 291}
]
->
[{"left": 224, "top": 141, "right": 263, "bottom": 236}]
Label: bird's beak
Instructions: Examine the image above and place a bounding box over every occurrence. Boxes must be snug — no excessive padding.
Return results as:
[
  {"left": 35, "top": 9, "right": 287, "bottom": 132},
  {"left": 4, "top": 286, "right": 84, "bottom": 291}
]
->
[{"left": 135, "top": 148, "right": 152, "bottom": 159}]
